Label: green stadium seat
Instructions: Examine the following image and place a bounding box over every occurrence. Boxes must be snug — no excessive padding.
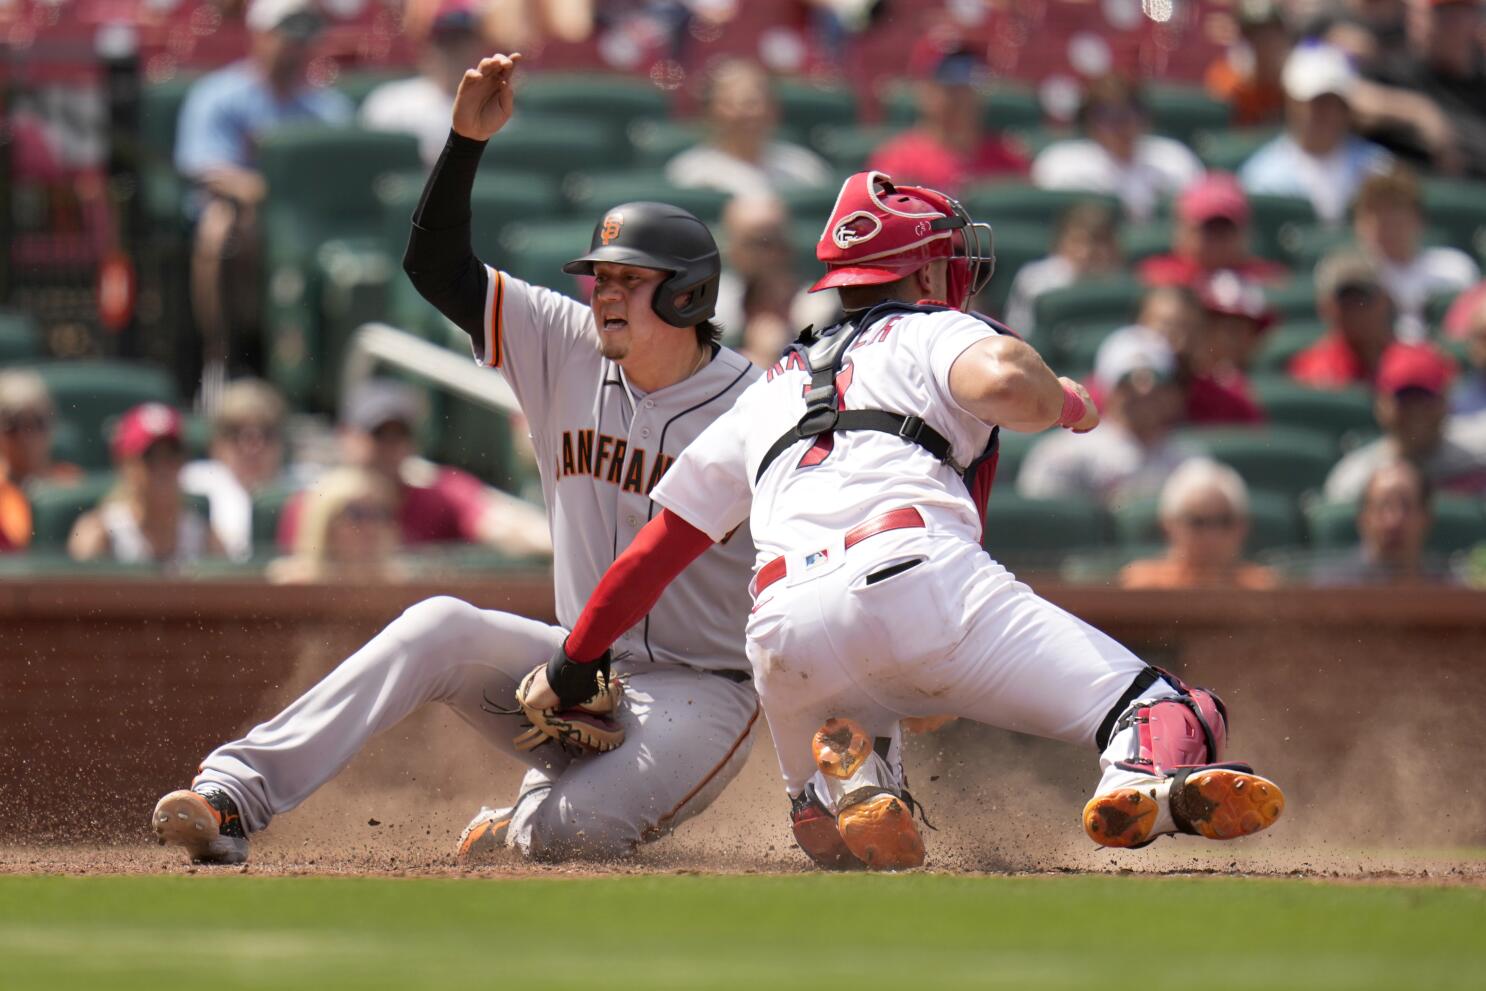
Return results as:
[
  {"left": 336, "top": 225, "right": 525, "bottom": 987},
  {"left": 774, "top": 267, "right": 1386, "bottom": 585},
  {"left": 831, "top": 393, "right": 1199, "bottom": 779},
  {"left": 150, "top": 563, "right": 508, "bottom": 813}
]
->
[
  {"left": 331, "top": 70, "right": 403, "bottom": 107},
  {"left": 1193, "top": 127, "right": 1280, "bottom": 172},
  {"left": 1279, "top": 223, "right": 1455, "bottom": 273},
  {"left": 481, "top": 115, "right": 620, "bottom": 174},
  {"left": 991, "top": 429, "right": 1040, "bottom": 487},
  {"left": 1251, "top": 379, "right": 1377, "bottom": 447},
  {"left": 1120, "top": 219, "right": 1174, "bottom": 263},
  {"left": 1145, "top": 84, "right": 1232, "bottom": 145},
  {"left": 981, "top": 491, "right": 1108, "bottom": 571},
  {"left": 27, "top": 473, "right": 114, "bottom": 549},
  {"left": 628, "top": 119, "right": 705, "bottom": 168},
  {"left": 979, "top": 223, "right": 1054, "bottom": 322},
  {"left": 1004, "top": 125, "right": 1073, "bottom": 158},
  {"left": 811, "top": 124, "right": 903, "bottom": 171},
  {"left": 257, "top": 126, "right": 423, "bottom": 407},
  {"left": 1420, "top": 177, "right": 1486, "bottom": 255},
  {"left": 22, "top": 361, "right": 178, "bottom": 471},
  {"left": 962, "top": 182, "right": 1121, "bottom": 229},
  {"left": 138, "top": 74, "right": 199, "bottom": 227},
  {"left": 1112, "top": 489, "right": 1306, "bottom": 555},
  {"left": 563, "top": 171, "right": 731, "bottom": 224},
  {"left": 1178, "top": 425, "right": 1337, "bottom": 499},
  {"left": 1247, "top": 194, "right": 1318, "bottom": 262},
  {"left": 1265, "top": 278, "right": 1319, "bottom": 322},
  {"left": 1253, "top": 320, "right": 1326, "bottom": 372},
  {"left": 1031, "top": 275, "right": 1145, "bottom": 333},
  {"left": 773, "top": 79, "right": 859, "bottom": 134},
  {"left": 1307, "top": 495, "right": 1486, "bottom": 555},
  {"left": 251, "top": 483, "right": 299, "bottom": 550},
  {"left": 516, "top": 73, "right": 672, "bottom": 132},
  {"left": 880, "top": 80, "right": 1043, "bottom": 131},
  {"left": 497, "top": 219, "right": 601, "bottom": 296},
  {"left": 0, "top": 309, "right": 42, "bottom": 362},
  {"left": 777, "top": 184, "right": 841, "bottom": 221},
  {"left": 1054, "top": 321, "right": 1126, "bottom": 378}
]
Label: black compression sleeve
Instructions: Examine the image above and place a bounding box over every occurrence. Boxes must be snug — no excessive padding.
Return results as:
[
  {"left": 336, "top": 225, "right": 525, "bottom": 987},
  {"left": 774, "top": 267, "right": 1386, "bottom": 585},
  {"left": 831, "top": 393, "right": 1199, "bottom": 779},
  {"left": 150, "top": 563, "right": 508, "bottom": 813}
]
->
[{"left": 402, "top": 130, "right": 491, "bottom": 344}]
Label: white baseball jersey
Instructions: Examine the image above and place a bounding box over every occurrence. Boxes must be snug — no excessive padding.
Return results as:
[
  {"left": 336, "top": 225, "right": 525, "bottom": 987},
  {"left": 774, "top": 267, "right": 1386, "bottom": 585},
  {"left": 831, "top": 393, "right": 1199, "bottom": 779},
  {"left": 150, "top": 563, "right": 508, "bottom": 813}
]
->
[
  {"left": 650, "top": 306, "right": 998, "bottom": 562},
  {"left": 476, "top": 267, "right": 759, "bottom": 672}
]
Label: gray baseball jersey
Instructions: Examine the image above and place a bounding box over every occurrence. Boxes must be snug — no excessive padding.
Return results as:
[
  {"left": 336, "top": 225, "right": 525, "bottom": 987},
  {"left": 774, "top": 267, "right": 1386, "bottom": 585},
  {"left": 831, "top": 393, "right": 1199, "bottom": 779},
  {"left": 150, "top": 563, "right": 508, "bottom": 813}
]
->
[{"left": 476, "top": 267, "right": 759, "bottom": 672}]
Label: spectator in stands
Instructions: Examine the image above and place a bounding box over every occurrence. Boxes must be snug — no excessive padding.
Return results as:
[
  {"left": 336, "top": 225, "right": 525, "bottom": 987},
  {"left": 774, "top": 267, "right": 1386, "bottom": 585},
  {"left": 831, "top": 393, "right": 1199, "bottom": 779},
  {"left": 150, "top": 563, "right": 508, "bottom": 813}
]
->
[
  {"left": 68, "top": 404, "right": 224, "bottom": 567},
  {"left": 1240, "top": 43, "right": 1391, "bottom": 224},
  {"left": 1356, "top": 0, "right": 1486, "bottom": 178},
  {"left": 1018, "top": 331, "right": 1197, "bottom": 508},
  {"left": 1205, "top": 0, "right": 1293, "bottom": 128},
  {"left": 1351, "top": 164, "right": 1480, "bottom": 340},
  {"left": 1451, "top": 293, "right": 1486, "bottom": 415},
  {"left": 1324, "top": 342, "right": 1486, "bottom": 499},
  {"left": 1290, "top": 250, "right": 1396, "bottom": 388},
  {"left": 664, "top": 58, "right": 832, "bottom": 199},
  {"left": 267, "top": 467, "right": 404, "bottom": 583},
  {"left": 867, "top": 41, "right": 1029, "bottom": 195},
  {"left": 1443, "top": 280, "right": 1486, "bottom": 340},
  {"left": 1314, "top": 459, "right": 1455, "bottom": 584},
  {"left": 1003, "top": 202, "right": 1122, "bottom": 333},
  {"left": 1031, "top": 75, "right": 1204, "bottom": 221},
  {"left": 0, "top": 371, "right": 82, "bottom": 552},
  {"left": 714, "top": 194, "right": 837, "bottom": 354},
  {"left": 1119, "top": 459, "right": 1280, "bottom": 589},
  {"left": 176, "top": 0, "right": 353, "bottom": 397},
  {"left": 360, "top": 0, "right": 487, "bottom": 166},
  {"left": 1139, "top": 173, "right": 1289, "bottom": 288},
  {"left": 278, "top": 380, "right": 551, "bottom": 557},
  {"left": 181, "top": 378, "right": 300, "bottom": 562},
  {"left": 1196, "top": 270, "right": 1277, "bottom": 376}
]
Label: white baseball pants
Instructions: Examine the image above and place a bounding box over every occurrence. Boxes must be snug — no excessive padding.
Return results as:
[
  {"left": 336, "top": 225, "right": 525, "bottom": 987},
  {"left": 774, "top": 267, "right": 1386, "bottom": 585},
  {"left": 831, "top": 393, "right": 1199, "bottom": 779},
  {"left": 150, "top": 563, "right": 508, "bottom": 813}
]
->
[
  {"left": 744, "top": 513, "right": 1176, "bottom": 802},
  {"left": 194, "top": 596, "right": 759, "bottom": 860}
]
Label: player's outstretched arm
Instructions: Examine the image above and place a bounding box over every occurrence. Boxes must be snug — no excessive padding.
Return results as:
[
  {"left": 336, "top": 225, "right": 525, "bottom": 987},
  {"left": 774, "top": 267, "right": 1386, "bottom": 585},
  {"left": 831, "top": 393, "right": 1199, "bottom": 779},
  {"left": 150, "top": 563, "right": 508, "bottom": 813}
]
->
[
  {"left": 401, "top": 53, "right": 523, "bottom": 342},
  {"left": 948, "top": 335, "right": 1099, "bottom": 434}
]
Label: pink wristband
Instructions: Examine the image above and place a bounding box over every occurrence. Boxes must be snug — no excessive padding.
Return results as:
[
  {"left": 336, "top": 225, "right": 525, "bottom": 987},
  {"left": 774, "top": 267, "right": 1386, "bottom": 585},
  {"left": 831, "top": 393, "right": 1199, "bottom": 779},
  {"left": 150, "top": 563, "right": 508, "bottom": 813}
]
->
[{"left": 1055, "top": 383, "right": 1087, "bottom": 428}]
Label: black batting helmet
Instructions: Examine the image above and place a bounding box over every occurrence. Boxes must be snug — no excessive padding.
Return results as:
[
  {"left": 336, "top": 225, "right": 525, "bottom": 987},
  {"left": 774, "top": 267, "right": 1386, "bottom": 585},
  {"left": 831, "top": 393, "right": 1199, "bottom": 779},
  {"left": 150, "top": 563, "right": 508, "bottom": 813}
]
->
[{"left": 563, "top": 201, "right": 721, "bottom": 328}]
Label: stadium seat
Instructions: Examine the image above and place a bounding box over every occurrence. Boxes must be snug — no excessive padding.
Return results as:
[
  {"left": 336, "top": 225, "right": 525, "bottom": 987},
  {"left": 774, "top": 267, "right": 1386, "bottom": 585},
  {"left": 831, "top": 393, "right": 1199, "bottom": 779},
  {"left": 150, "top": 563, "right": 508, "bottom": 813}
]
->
[
  {"left": 811, "top": 124, "right": 904, "bottom": 171},
  {"left": 1279, "top": 222, "right": 1454, "bottom": 273},
  {"left": 1192, "top": 126, "right": 1280, "bottom": 172},
  {"left": 497, "top": 219, "right": 602, "bottom": 297},
  {"left": 1246, "top": 194, "right": 1318, "bottom": 263},
  {"left": 628, "top": 119, "right": 705, "bottom": 168},
  {"left": 1178, "top": 425, "right": 1337, "bottom": 500},
  {"left": 980, "top": 222, "right": 1054, "bottom": 322},
  {"left": 1307, "top": 494, "right": 1486, "bottom": 555},
  {"left": 880, "top": 79, "right": 1042, "bottom": 131},
  {"left": 1112, "top": 489, "right": 1306, "bottom": 555},
  {"left": 1253, "top": 320, "right": 1326, "bottom": 372},
  {"left": 1420, "top": 177, "right": 1486, "bottom": 255},
  {"left": 138, "top": 74, "right": 199, "bottom": 227},
  {"left": 481, "top": 114, "right": 620, "bottom": 174},
  {"left": 1145, "top": 84, "right": 1232, "bottom": 145},
  {"left": 251, "top": 483, "right": 300, "bottom": 551},
  {"left": 1251, "top": 379, "right": 1377, "bottom": 447},
  {"left": 27, "top": 473, "right": 114, "bottom": 549},
  {"left": 991, "top": 429, "right": 1039, "bottom": 487},
  {"left": 515, "top": 73, "right": 672, "bottom": 133},
  {"left": 1265, "top": 279, "right": 1320, "bottom": 322},
  {"left": 777, "top": 184, "right": 841, "bottom": 222},
  {"left": 22, "top": 361, "right": 178, "bottom": 471},
  {"left": 257, "top": 126, "right": 423, "bottom": 408},
  {"left": 1031, "top": 275, "right": 1144, "bottom": 333},
  {"left": 0, "top": 309, "right": 42, "bottom": 362},
  {"left": 981, "top": 491, "right": 1108, "bottom": 572},
  {"left": 332, "top": 70, "right": 403, "bottom": 108},
  {"left": 772, "top": 79, "right": 859, "bottom": 134},
  {"left": 1120, "top": 219, "right": 1174, "bottom": 263},
  {"left": 962, "top": 182, "right": 1121, "bottom": 229},
  {"left": 563, "top": 171, "right": 732, "bottom": 224}
]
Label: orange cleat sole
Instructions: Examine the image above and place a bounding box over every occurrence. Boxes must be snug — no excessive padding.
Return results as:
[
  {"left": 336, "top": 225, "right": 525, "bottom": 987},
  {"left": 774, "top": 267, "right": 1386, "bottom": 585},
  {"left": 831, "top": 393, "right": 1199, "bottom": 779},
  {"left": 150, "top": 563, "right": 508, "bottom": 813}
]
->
[
  {"left": 1173, "top": 768, "right": 1285, "bottom": 841},
  {"left": 837, "top": 792, "right": 926, "bottom": 870},
  {"left": 1083, "top": 786, "right": 1161, "bottom": 848},
  {"left": 812, "top": 717, "right": 872, "bottom": 780}
]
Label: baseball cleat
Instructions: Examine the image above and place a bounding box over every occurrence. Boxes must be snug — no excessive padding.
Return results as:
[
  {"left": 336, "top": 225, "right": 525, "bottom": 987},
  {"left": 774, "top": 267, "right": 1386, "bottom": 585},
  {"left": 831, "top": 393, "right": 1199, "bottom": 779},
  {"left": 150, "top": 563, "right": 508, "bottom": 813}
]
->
[
  {"left": 836, "top": 791, "right": 926, "bottom": 870},
  {"left": 812, "top": 716, "right": 872, "bottom": 779},
  {"left": 456, "top": 806, "right": 513, "bottom": 861},
  {"left": 1083, "top": 766, "right": 1285, "bottom": 848},
  {"left": 151, "top": 787, "right": 249, "bottom": 865}
]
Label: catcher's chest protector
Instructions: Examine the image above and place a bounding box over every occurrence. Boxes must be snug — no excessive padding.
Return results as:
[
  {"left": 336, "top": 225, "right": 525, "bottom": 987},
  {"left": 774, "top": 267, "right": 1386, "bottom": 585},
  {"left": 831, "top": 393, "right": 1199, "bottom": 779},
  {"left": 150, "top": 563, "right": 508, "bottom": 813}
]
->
[{"left": 755, "top": 301, "right": 1003, "bottom": 533}]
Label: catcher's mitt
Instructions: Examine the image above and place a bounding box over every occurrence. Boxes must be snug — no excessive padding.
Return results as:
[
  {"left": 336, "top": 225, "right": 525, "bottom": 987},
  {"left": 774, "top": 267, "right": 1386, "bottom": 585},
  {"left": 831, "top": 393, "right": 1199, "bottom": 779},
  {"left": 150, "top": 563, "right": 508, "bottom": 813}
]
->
[{"left": 510, "top": 650, "right": 625, "bottom": 753}]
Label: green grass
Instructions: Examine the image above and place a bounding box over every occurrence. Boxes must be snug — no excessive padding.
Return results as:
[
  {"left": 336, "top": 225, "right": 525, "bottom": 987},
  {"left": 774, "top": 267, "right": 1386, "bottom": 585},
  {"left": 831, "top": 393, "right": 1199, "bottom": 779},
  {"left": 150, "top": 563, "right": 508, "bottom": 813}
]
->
[{"left": 2, "top": 873, "right": 1483, "bottom": 990}]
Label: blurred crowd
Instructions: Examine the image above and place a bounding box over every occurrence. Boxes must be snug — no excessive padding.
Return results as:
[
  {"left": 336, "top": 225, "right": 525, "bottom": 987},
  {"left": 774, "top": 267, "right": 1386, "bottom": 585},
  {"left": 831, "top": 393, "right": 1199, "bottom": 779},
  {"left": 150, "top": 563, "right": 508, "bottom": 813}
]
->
[{"left": 3, "top": 0, "right": 1486, "bottom": 586}]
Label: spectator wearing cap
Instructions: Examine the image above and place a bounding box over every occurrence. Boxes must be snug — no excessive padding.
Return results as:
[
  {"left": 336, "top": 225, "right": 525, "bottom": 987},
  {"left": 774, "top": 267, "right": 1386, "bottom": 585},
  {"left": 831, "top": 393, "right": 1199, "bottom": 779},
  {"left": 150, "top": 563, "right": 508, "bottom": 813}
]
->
[
  {"left": 1239, "top": 43, "right": 1391, "bottom": 223},
  {"left": 1119, "top": 459, "right": 1280, "bottom": 590},
  {"left": 267, "top": 467, "right": 405, "bottom": 584},
  {"left": 0, "top": 371, "right": 83, "bottom": 552},
  {"left": 1018, "top": 331, "right": 1198, "bottom": 508},
  {"left": 68, "top": 404, "right": 224, "bottom": 566},
  {"left": 1289, "top": 250, "right": 1397, "bottom": 388},
  {"left": 1139, "top": 173, "right": 1289, "bottom": 289},
  {"left": 665, "top": 59, "right": 832, "bottom": 199},
  {"left": 1031, "top": 76, "right": 1205, "bottom": 221},
  {"left": 181, "top": 378, "right": 303, "bottom": 562},
  {"left": 1352, "top": 164, "right": 1480, "bottom": 340},
  {"left": 360, "top": 0, "right": 487, "bottom": 166},
  {"left": 867, "top": 43, "right": 1029, "bottom": 196},
  {"left": 1205, "top": 0, "right": 1294, "bottom": 127},
  {"left": 1003, "top": 202, "right": 1122, "bottom": 334},
  {"left": 1324, "top": 342, "right": 1486, "bottom": 499},
  {"left": 176, "top": 0, "right": 353, "bottom": 396},
  {"left": 1355, "top": 0, "right": 1486, "bottom": 177},
  {"left": 1451, "top": 292, "right": 1486, "bottom": 415},
  {"left": 277, "top": 380, "right": 551, "bottom": 557},
  {"left": 1314, "top": 459, "right": 1456, "bottom": 584}
]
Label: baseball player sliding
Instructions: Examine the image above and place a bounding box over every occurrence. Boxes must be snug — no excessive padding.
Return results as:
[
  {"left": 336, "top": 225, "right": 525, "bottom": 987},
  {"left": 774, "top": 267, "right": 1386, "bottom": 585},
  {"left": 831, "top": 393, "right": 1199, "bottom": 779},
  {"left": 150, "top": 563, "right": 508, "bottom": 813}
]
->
[
  {"left": 152, "top": 53, "right": 764, "bottom": 864},
  {"left": 521, "top": 171, "right": 1286, "bottom": 870}
]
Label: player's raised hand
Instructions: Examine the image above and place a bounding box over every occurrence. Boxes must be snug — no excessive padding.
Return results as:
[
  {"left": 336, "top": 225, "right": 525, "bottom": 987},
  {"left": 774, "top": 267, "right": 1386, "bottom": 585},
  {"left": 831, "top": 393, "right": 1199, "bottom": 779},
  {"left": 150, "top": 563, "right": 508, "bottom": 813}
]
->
[{"left": 451, "top": 52, "right": 523, "bottom": 142}]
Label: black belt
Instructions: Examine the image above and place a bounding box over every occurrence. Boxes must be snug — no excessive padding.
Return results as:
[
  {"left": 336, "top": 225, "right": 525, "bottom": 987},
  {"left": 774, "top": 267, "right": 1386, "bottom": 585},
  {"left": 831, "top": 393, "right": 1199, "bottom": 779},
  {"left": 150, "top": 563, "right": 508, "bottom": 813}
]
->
[{"left": 711, "top": 669, "right": 753, "bottom": 684}]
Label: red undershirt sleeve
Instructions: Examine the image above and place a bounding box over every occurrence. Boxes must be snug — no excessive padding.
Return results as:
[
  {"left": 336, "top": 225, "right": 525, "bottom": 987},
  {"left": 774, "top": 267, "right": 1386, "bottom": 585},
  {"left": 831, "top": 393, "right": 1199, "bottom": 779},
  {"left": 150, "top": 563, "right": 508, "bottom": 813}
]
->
[{"left": 564, "top": 508, "right": 717, "bottom": 662}]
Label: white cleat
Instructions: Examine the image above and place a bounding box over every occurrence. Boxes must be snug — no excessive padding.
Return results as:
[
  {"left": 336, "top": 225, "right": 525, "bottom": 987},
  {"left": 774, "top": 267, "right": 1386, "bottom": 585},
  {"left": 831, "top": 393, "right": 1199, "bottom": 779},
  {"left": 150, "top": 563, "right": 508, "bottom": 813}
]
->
[
  {"left": 151, "top": 789, "right": 250, "bottom": 865},
  {"left": 456, "top": 806, "right": 513, "bottom": 862}
]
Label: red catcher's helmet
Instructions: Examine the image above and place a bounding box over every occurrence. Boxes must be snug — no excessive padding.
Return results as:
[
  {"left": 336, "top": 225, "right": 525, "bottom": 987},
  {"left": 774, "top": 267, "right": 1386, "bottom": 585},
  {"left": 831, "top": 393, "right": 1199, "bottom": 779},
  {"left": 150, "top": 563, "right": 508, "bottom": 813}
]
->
[{"left": 809, "top": 170, "right": 995, "bottom": 311}]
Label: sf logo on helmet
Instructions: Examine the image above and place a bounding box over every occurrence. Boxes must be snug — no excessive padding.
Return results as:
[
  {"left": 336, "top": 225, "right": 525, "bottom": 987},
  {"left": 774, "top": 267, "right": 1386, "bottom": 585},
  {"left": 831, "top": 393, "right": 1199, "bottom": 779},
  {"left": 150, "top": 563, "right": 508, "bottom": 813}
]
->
[
  {"left": 831, "top": 211, "right": 883, "bottom": 250},
  {"left": 600, "top": 214, "right": 624, "bottom": 246}
]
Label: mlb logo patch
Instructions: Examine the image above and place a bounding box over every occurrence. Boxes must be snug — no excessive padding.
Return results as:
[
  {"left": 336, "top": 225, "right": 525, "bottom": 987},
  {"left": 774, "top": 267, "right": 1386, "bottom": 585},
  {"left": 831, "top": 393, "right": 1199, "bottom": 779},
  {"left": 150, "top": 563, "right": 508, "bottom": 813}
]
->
[{"left": 804, "top": 549, "right": 830, "bottom": 568}]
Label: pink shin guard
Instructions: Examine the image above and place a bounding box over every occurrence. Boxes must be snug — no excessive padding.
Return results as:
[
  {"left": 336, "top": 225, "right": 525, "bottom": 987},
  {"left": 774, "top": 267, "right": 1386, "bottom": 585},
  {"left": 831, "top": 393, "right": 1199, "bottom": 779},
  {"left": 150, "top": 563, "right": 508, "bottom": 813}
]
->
[{"left": 1117, "top": 683, "right": 1230, "bottom": 776}]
